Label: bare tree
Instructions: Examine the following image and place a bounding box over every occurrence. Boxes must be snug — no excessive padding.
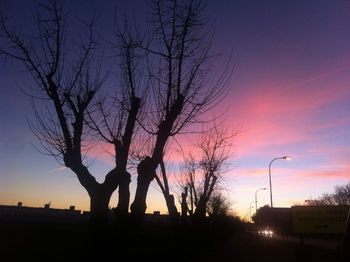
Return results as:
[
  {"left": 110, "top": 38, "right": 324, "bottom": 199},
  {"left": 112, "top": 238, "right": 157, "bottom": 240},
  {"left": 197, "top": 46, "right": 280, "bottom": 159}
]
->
[
  {"left": 180, "top": 125, "right": 234, "bottom": 219},
  {"left": 207, "top": 192, "right": 232, "bottom": 217},
  {"left": 306, "top": 182, "right": 350, "bottom": 206},
  {"left": 0, "top": 0, "right": 141, "bottom": 224},
  {"left": 87, "top": 24, "right": 143, "bottom": 216},
  {"left": 181, "top": 155, "right": 198, "bottom": 216},
  {"left": 305, "top": 193, "right": 336, "bottom": 206},
  {"left": 129, "top": 0, "right": 232, "bottom": 216},
  {"left": 333, "top": 183, "right": 350, "bottom": 205}
]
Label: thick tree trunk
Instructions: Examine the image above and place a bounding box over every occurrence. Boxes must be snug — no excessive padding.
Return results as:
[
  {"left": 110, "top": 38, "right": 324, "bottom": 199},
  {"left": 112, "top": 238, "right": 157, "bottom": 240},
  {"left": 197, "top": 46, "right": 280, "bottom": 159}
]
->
[
  {"left": 115, "top": 97, "right": 140, "bottom": 215},
  {"left": 87, "top": 188, "right": 113, "bottom": 257},
  {"left": 115, "top": 171, "right": 131, "bottom": 215},
  {"left": 89, "top": 188, "right": 113, "bottom": 227},
  {"left": 68, "top": 163, "right": 113, "bottom": 226},
  {"left": 130, "top": 96, "right": 184, "bottom": 216},
  {"left": 194, "top": 197, "right": 207, "bottom": 219},
  {"left": 130, "top": 157, "right": 157, "bottom": 215},
  {"left": 194, "top": 176, "right": 217, "bottom": 219},
  {"left": 181, "top": 188, "right": 189, "bottom": 226},
  {"left": 164, "top": 194, "right": 178, "bottom": 217}
]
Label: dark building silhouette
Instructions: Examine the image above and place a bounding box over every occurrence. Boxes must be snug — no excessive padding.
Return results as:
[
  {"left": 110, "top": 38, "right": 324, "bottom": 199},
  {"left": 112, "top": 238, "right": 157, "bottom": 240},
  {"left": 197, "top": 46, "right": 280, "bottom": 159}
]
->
[{"left": 0, "top": 203, "right": 85, "bottom": 224}]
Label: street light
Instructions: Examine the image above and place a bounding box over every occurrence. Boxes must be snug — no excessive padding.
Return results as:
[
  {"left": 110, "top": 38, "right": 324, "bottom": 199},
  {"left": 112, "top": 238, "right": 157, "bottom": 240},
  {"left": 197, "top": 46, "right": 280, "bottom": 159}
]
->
[
  {"left": 255, "top": 187, "right": 267, "bottom": 213},
  {"left": 269, "top": 156, "right": 291, "bottom": 208},
  {"left": 249, "top": 201, "right": 255, "bottom": 223}
]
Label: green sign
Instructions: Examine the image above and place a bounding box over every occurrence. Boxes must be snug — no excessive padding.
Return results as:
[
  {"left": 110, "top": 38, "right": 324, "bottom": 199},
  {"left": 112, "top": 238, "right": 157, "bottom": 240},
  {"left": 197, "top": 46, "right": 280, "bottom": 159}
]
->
[{"left": 292, "top": 205, "right": 350, "bottom": 234}]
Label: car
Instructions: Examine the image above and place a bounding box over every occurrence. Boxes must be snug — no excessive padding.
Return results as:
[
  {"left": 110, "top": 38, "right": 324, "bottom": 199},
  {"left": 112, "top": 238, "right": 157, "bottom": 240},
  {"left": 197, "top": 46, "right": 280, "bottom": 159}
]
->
[{"left": 258, "top": 227, "right": 274, "bottom": 237}]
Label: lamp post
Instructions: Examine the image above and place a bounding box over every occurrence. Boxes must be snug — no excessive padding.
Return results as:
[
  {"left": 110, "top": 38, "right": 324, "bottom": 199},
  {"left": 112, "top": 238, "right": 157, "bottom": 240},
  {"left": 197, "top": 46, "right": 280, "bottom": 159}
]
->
[
  {"left": 255, "top": 187, "right": 267, "bottom": 213},
  {"left": 269, "top": 156, "right": 291, "bottom": 208},
  {"left": 249, "top": 201, "right": 255, "bottom": 223}
]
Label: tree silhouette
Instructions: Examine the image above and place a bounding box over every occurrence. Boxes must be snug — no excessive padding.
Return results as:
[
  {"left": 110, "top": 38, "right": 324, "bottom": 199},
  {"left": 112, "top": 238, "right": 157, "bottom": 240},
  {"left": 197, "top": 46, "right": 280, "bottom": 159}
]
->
[
  {"left": 179, "top": 125, "right": 234, "bottom": 219},
  {"left": 207, "top": 192, "right": 232, "bottom": 217},
  {"left": 153, "top": 157, "right": 179, "bottom": 217},
  {"left": 86, "top": 25, "right": 144, "bottom": 216},
  {"left": 0, "top": 0, "right": 232, "bottom": 224},
  {"left": 0, "top": 0, "right": 141, "bottom": 225},
  {"left": 129, "top": 0, "right": 232, "bottom": 216},
  {"left": 305, "top": 182, "right": 350, "bottom": 206}
]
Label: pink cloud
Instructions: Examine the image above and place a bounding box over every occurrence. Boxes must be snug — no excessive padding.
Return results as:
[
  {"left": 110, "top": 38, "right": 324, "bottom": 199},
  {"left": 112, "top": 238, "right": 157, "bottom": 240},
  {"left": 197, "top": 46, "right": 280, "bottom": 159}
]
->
[
  {"left": 80, "top": 64, "right": 350, "bottom": 185},
  {"left": 235, "top": 168, "right": 267, "bottom": 178},
  {"left": 224, "top": 73, "right": 350, "bottom": 158},
  {"left": 295, "top": 163, "right": 350, "bottom": 181},
  {"left": 234, "top": 158, "right": 350, "bottom": 189},
  {"left": 84, "top": 142, "right": 115, "bottom": 165},
  {"left": 302, "top": 144, "right": 350, "bottom": 159},
  {"left": 271, "top": 162, "right": 350, "bottom": 198}
]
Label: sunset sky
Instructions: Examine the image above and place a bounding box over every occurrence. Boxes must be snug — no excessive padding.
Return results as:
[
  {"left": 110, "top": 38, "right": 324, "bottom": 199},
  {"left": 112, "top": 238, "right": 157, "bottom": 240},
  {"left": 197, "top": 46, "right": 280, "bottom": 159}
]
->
[{"left": 1, "top": 0, "right": 350, "bottom": 218}]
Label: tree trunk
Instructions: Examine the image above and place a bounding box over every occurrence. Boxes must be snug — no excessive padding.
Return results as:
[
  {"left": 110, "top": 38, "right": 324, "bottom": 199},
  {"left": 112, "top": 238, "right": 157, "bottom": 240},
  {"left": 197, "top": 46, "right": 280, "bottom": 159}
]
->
[
  {"left": 130, "top": 157, "right": 157, "bottom": 215},
  {"left": 115, "top": 171, "right": 131, "bottom": 215},
  {"left": 194, "top": 197, "right": 207, "bottom": 219},
  {"left": 87, "top": 188, "right": 113, "bottom": 257},
  {"left": 89, "top": 188, "right": 113, "bottom": 227},
  {"left": 194, "top": 176, "right": 217, "bottom": 219},
  {"left": 181, "top": 187, "right": 188, "bottom": 215},
  {"left": 158, "top": 159, "right": 178, "bottom": 217},
  {"left": 181, "top": 188, "right": 189, "bottom": 226},
  {"left": 165, "top": 194, "right": 178, "bottom": 217}
]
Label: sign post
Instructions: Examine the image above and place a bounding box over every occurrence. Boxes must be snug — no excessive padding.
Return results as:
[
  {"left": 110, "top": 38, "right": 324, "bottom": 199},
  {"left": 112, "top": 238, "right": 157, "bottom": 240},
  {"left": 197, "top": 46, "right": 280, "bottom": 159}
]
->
[
  {"left": 292, "top": 205, "right": 349, "bottom": 234},
  {"left": 292, "top": 205, "right": 350, "bottom": 260}
]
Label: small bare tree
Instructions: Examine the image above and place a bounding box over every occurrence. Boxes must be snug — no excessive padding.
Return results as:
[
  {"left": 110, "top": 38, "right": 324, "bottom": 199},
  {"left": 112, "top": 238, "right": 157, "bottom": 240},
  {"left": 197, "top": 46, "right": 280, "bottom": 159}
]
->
[
  {"left": 207, "top": 192, "right": 232, "bottom": 217},
  {"left": 180, "top": 125, "right": 234, "bottom": 219},
  {"left": 129, "top": 0, "right": 232, "bottom": 216}
]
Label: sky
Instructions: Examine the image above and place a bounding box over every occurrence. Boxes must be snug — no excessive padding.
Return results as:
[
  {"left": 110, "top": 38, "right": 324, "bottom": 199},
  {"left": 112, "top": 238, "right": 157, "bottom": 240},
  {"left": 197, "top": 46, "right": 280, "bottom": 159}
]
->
[{"left": 0, "top": 0, "right": 350, "bottom": 219}]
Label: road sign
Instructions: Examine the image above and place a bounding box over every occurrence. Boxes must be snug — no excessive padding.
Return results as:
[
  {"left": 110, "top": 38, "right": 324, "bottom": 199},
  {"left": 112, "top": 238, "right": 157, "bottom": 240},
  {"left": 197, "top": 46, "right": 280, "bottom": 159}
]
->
[{"left": 292, "top": 205, "right": 350, "bottom": 234}]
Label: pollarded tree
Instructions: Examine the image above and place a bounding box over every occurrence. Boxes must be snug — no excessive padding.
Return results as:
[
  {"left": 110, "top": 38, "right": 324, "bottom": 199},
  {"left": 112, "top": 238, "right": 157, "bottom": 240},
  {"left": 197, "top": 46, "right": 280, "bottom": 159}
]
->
[
  {"left": 130, "top": 0, "right": 232, "bottom": 216},
  {"left": 0, "top": 0, "right": 141, "bottom": 224},
  {"left": 86, "top": 24, "right": 144, "bottom": 216}
]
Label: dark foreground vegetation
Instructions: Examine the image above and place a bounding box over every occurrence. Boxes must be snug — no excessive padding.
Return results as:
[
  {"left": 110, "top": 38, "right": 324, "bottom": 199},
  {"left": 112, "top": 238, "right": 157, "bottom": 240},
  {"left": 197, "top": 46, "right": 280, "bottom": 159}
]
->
[
  {"left": 0, "top": 214, "right": 343, "bottom": 262},
  {"left": 1, "top": 214, "right": 241, "bottom": 261}
]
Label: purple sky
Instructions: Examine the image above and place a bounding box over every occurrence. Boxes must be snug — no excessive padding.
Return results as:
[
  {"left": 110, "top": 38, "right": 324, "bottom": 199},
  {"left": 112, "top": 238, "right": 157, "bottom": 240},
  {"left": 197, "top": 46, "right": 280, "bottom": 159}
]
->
[{"left": 1, "top": 0, "right": 350, "bottom": 218}]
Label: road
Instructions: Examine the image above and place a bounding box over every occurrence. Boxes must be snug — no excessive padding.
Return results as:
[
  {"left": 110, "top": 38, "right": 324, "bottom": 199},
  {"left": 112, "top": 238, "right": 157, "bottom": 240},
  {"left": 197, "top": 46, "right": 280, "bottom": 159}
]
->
[
  {"left": 272, "top": 233, "right": 343, "bottom": 251},
  {"left": 200, "top": 231, "right": 342, "bottom": 262}
]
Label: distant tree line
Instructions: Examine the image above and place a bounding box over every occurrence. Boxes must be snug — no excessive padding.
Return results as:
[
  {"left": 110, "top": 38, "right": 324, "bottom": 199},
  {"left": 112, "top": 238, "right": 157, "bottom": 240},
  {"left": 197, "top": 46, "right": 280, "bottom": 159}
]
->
[{"left": 305, "top": 182, "right": 350, "bottom": 206}]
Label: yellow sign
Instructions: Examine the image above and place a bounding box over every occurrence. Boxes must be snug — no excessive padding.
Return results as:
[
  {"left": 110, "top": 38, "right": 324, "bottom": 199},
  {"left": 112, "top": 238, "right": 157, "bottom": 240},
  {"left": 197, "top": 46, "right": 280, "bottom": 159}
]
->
[{"left": 292, "top": 205, "right": 350, "bottom": 234}]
